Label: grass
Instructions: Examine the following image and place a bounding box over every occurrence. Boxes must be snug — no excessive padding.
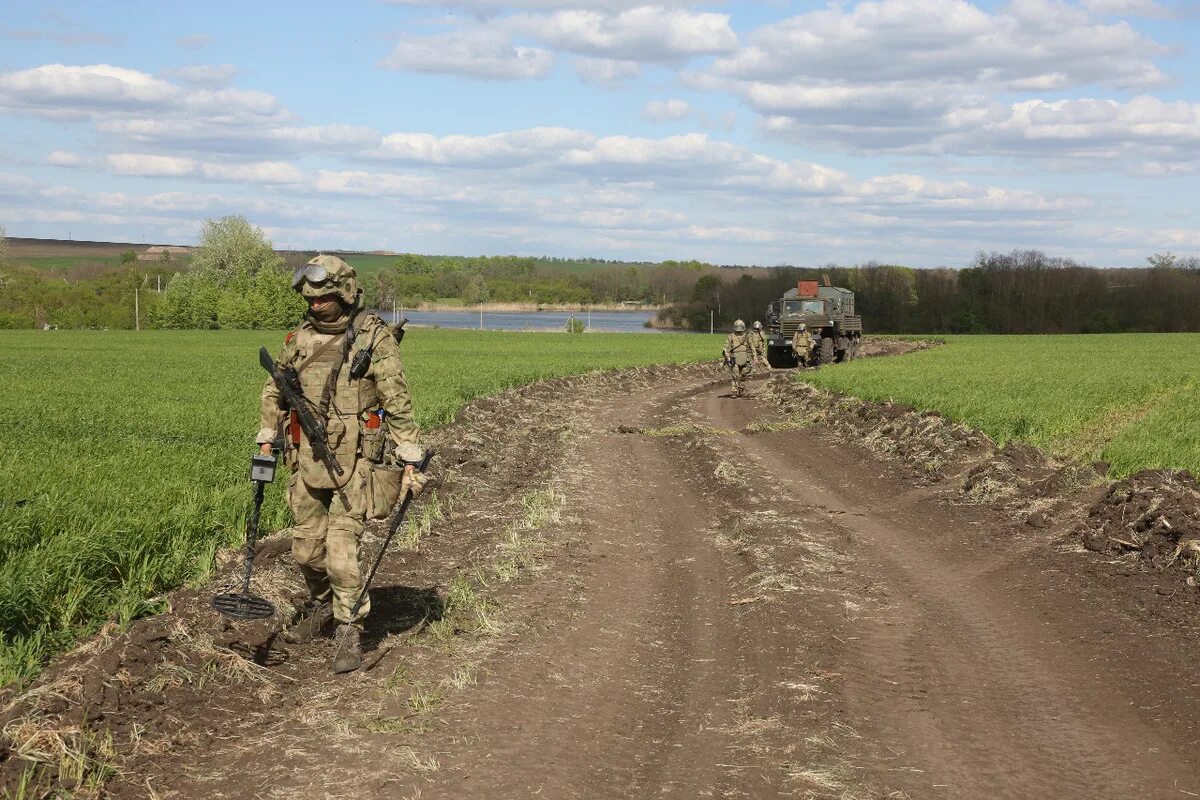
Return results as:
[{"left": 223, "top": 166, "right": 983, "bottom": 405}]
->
[
  {"left": 0, "top": 328, "right": 720, "bottom": 686},
  {"left": 801, "top": 334, "right": 1200, "bottom": 477}
]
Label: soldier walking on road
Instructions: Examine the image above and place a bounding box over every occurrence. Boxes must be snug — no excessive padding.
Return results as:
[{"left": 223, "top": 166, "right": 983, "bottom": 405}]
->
[
  {"left": 749, "top": 321, "right": 769, "bottom": 369},
  {"left": 792, "top": 323, "right": 814, "bottom": 367},
  {"left": 723, "top": 319, "right": 754, "bottom": 397},
  {"left": 257, "top": 255, "right": 428, "bottom": 673}
]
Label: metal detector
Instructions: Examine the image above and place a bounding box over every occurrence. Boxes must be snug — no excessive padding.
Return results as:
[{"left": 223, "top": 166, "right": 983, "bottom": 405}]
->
[
  {"left": 349, "top": 449, "right": 434, "bottom": 620},
  {"left": 213, "top": 453, "right": 278, "bottom": 621}
]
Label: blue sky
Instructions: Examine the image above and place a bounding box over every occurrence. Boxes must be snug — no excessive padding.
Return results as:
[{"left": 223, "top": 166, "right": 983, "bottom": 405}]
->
[{"left": 0, "top": 0, "right": 1197, "bottom": 266}]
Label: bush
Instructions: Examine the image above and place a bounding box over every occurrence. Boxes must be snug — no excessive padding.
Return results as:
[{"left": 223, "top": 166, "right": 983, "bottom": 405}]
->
[{"left": 565, "top": 317, "right": 586, "bottom": 333}]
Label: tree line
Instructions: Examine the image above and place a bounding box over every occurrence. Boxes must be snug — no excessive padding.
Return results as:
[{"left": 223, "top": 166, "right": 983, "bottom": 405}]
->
[
  {"left": 662, "top": 251, "right": 1200, "bottom": 334},
  {"left": 2, "top": 217, "right": 1199, "bottom": 334}
]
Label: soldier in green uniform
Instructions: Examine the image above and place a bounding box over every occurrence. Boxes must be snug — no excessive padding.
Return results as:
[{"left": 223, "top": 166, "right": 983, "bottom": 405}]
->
[
  {"left": 722, "top": 319, "right": 753, "bottom": 397},
  {"left": 256, "top": 255, "right": 427, "bottom": 673},
  {"left": 749, "top": 321, "right": 769, "bottom": 369},
  {"left": 792, "top": 323, "right": 813, "bottom": 367}
]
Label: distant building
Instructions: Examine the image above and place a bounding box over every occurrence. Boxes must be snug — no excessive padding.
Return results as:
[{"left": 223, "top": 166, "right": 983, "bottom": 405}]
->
[{"left": 138, "top": 246, "right": 190, "bottom": 261}]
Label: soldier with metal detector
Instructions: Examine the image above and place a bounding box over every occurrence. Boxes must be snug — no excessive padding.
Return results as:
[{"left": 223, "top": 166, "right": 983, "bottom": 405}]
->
[{"left": 250, "top": 254, "right": 429, "bottom": 673}]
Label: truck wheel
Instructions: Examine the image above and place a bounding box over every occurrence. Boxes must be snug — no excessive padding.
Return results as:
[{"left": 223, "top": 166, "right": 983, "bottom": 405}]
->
[{"left": 817, "top": 337, "right": 835, "bottom": 365}]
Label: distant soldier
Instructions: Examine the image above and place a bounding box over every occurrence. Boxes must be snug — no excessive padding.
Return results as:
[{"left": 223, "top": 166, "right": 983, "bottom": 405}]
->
[
  {"left": 749, "top": 321, "right": 769, "bottom": 368},
  {"left": 256, "top": 255, "right": 428, "bottom": 673},
  {"left": 722, "top": 319, "right": 753, "bottom": 397},
  {"left": 792, "top": 323, "right": 814, "bottom": 366}
]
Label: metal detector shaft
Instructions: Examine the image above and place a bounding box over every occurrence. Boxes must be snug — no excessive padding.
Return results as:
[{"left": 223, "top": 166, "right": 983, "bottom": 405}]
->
[
  {"left": 242, "top": 479, "right": 266, "bottom": 594},
  {"left": 351, "top": 450, "right": 434, "bottom": 618}
]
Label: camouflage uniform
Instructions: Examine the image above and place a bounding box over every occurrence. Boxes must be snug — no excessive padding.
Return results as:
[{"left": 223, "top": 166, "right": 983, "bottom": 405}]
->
[
  {"left": 256, "top": 256, "right": 423, "bottom": 632},
  {"left": 792, "top": 326, "right": 814, "bottom": 366},
  {"left": 749, "top": 322, "right": 768, "bottom": 368},
  {"left": 723, "top": 323, "right": 753, "bottom": 397}
]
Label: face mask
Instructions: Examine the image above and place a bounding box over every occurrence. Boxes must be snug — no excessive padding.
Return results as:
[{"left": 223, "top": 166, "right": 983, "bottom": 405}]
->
[{"left": 309, "top": 297, "right": 345, "bottom": 323}]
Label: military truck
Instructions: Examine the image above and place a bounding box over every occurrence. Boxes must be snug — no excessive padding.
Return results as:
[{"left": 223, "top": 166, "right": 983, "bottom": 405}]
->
[{"left": 764, "top": 277, "right": 863, "bottom": 367}]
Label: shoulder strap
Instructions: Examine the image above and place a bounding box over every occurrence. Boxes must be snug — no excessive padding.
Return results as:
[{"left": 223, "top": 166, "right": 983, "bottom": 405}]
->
[{"left": 295, "top": 333, "right": 343, "bottom": 374}]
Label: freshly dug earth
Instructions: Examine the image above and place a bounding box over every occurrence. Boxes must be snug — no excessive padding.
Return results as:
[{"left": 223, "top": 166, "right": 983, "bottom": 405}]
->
[{"left": 3, "top": 346, "right": 1199, "bottom": 799}]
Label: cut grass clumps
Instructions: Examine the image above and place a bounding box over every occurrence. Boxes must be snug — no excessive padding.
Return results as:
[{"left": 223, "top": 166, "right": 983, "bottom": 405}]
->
[
  {"left": 801, "top": 333, "right": 1200, "bottom": 477},
  {"left": 0, "top": 329, "right": 719, "bottom": 687}
]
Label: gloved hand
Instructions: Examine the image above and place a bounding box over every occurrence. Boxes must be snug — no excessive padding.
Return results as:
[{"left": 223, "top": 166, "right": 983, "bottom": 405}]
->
[{"left": 400, "top": 464, "right": 429, "bottom": 498}]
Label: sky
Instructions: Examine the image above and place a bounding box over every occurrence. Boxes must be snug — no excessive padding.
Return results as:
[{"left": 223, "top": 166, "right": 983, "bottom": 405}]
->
[{"left": 0, "top": 0, "right": 1197, "bottom": 267}]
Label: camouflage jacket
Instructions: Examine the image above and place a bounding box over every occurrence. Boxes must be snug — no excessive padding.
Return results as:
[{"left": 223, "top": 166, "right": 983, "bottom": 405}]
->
[
  {"left": 257, "top": 312, "right": 422, "bottom": 489},
  {"left": 749, "top": 329, "right": 767, "bottom": 357},
  {"left": 792, "top": 328, "right": 813, "bottom": 353},
  {"left": 723, "top": 332, "right": 752, "bottom": 365}
]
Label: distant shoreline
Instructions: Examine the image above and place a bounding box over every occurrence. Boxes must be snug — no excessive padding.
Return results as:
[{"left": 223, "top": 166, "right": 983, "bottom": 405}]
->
[{"left": 387, "top": 302, "right": 663, "bottom": 314}]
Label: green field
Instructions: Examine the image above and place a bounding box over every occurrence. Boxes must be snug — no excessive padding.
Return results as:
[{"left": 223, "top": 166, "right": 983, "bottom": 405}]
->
[
  {"left": 803, "top": 334, "right": 1200, "bottom": 477},
  {"left": 0, "top": 328, "right": 719, "bottom": 685}
]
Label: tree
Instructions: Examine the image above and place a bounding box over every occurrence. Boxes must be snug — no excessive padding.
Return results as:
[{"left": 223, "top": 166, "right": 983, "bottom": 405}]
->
[
  {"left": 190, "top": 216, "right": 284, "bottom": 286},
  {"left": 121, "top": 249, "right": 138, "bottom": 265}
]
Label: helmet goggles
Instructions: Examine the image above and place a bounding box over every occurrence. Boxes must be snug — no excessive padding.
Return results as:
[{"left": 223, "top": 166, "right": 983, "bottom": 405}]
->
[{"left": 292, "top": 264, "right": 332, "bottom": 290}]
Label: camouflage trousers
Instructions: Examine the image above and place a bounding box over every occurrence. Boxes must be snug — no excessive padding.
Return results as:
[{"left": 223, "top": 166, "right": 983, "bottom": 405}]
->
[
  {"left": 288, "top": 464, "right": 371, "bottom": 624},
  {"left": 729, "top": 360, "right": 752, "bottom": 395}
]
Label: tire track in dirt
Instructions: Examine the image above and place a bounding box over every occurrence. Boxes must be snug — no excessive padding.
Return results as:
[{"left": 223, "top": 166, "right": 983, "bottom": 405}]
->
[{"left": 704, "top": 382, "right": 1200, "bottom": 799}]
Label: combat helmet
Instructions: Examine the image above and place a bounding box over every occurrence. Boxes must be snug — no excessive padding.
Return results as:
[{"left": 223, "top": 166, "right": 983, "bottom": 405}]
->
[
  {"left": 752, "top": 321, "right": 762, "bottom": 330},
  {"left": 733, "top": 319, "right": 746, "bottom": 332},
  {"left": 293, "top": 254, "right": 359, "bottom": 306}
]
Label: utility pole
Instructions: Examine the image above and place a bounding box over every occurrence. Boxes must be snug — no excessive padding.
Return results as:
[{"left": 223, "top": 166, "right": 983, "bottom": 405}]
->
[
  {"left": 135, "top": 285, "right": 140, "bottom": 331},
  {"left": 479, "top": 302, "right": 484, "bottom": 330},
  {"left": 587, "top": 305, "right": 591, "bottom": 331},
  {"left": 710, "top": 309, "right": 713, "bottom": 335}
]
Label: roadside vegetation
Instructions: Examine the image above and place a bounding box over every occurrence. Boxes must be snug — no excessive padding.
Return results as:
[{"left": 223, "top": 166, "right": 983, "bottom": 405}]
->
[
  {"left": 802, "top": 334, "right": 1200, "bottom": 476},
  {"left": 0, "top": 328, "right": 720, "bottom": 687}
]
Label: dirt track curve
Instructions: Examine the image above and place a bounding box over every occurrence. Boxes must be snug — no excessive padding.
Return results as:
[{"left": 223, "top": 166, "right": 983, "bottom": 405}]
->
[{"left": 6, "top": 359, "right": 1200, "bottom": 799}]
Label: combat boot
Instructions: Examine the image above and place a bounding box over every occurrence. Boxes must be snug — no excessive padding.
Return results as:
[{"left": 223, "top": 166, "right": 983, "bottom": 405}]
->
[
  {"left": 332, "top": 623, "right": 363, "bottom": 674},
  {"left": 282, "top": 599, "right": 332, "bottom": 644}
]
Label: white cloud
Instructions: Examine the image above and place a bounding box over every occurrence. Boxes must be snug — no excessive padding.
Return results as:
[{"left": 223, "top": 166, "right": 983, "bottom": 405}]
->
[
  {"left": 373, "top": 126, "right": 594, "bottom": 164},
  {"left": 162, "top": 64, "right": 239, "bottom": 89},
  {"left": 643, "top": 99, "right": 691, "bottom": 122},
  {"left": 105, "top": 153, "right": 304, "bottom": 184},
  {"left": 506, "top": 7, "right": 737, "bottom": 61},
  {"left": 0, "top": 64, "right": 287, "bottom": 122},
  {"left": 199, "top": 161, "right": 304, "bottom": 184},
  {"left": 107, "top": 153, "right": 196, "bottom": 177},
  {"left": 46, "top": 150, "right": 87, "bottom": 167},
  {"left": 572, "top": 57, "right": 639, "bottom": 87},
  {"left": 176, "top": 33, "right": 212, "bottom": 49},
  {"left": 384, "top": 0, "right": 697, "bottom": 11},
  {"left": 1080, "top": 0, "right": 1169, "bottom": 16},
  {"left": 381, "top": 29, "right": 554, "bottom": 79},
  {"left": 713, "top": 0, "right": 1164, "bottom": 90}
]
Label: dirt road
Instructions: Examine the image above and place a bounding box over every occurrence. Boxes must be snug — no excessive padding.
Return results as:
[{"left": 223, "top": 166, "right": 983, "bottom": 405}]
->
[{"left": 6, "top": 363, "right": 1199, "bottom": 799}]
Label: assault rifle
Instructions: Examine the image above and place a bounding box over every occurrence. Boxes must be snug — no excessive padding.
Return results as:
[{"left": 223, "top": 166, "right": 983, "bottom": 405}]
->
[{"left": 259, "top": 347, "right": 344, "bottom": 477}]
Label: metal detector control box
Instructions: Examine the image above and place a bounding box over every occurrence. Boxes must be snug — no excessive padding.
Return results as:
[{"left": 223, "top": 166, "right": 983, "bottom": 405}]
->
[{"left": 250, "top": 453, "right": 277, "bottom": 483}]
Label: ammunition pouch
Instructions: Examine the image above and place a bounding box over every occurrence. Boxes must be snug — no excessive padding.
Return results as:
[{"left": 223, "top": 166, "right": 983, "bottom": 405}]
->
[{"left": 365, "top": 463, "right": 405, "bottom": 520}]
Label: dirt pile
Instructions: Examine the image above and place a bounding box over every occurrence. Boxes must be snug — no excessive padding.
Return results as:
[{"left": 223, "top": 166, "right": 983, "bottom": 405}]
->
[
  {"left": 1080, "top": 470, "right": 1200, "bottom": 567},
  {"left": 760, "top": 367, "right": 1200, "bottom": 578}
]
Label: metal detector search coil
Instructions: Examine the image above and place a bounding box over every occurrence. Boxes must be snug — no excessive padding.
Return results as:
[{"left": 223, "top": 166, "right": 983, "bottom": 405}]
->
[{"left": 213, "top": 452, "right": 279, "bottom": 621}]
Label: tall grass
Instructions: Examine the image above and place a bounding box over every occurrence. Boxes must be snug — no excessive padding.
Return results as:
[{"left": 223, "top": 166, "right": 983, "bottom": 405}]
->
[
  {"left": 803, "top": 334, "right": 1200, "bottom": 475},
  {"left": 0, "top": 328, "right": 720, "bottom": 685}
]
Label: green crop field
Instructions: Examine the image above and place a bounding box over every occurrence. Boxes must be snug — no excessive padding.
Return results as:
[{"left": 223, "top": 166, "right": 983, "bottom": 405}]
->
[
  {"left": 802, "top": 334, "right": 1200, "bottom": 477},
  {"left": 0, "top": 328, "right": 720, "bottom": 686}
]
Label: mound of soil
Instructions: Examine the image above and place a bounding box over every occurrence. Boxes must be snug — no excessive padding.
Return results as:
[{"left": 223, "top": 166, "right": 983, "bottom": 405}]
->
[
  {"left": 760, "top": 369, "right": 1200, "bottom": 577},
  {"left": 1080, "top": 470, "right": 1200, "bottom": 567}
]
